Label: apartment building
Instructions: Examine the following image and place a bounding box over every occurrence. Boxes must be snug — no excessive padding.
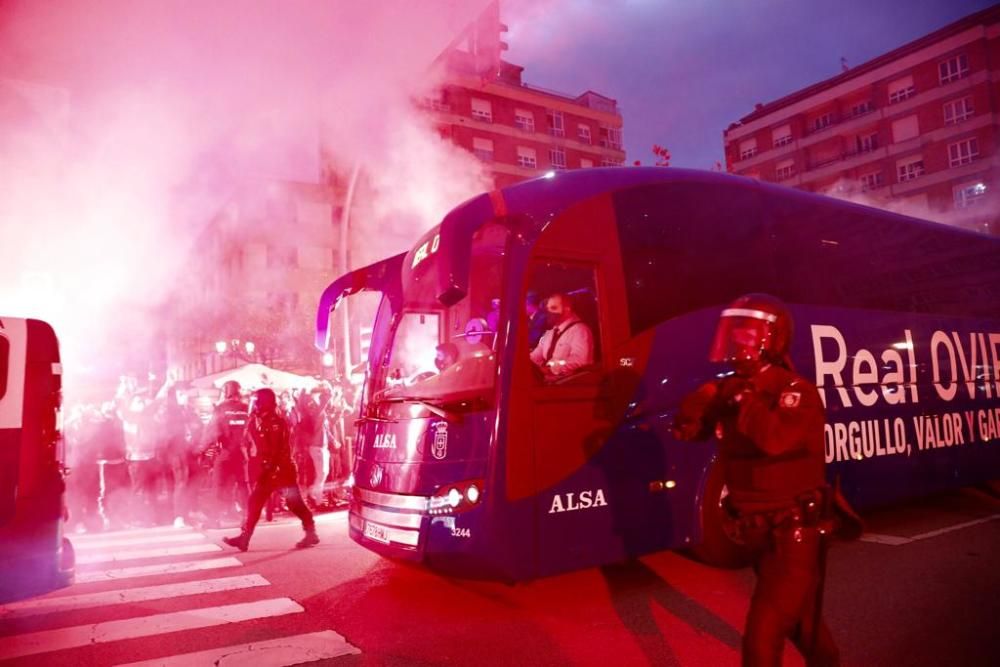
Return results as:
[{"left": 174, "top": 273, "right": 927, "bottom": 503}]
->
[
  {"left": 724, "top": 6, "right": 1000, "bottom": 234},
  {"left": 422, "top": 3, "right": 626, "bottom": 188},
  {"left": 167, "top": 180, "right": 345, "bottom": 381}
]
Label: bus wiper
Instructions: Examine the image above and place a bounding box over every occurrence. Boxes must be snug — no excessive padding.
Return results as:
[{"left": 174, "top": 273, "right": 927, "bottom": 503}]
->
[
  {"left": 378, "top": 395, "right": 459, "bottom": 421},
  {"left": 355, "top": 415, "right": 398, "bottom": 425}
]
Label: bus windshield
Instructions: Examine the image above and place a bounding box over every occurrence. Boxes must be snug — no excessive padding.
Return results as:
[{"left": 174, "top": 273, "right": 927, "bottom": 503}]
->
[{"left": 373, "top": 224, "right": 507, "bottom": 408}]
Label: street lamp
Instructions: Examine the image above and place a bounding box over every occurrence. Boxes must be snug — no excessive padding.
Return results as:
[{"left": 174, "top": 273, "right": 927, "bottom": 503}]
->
[{"left": 214, "top": 338, "right": 255, "bottom": 370}]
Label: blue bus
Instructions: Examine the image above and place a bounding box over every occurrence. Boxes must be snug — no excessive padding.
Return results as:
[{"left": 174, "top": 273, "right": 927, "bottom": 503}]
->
[
  {"left": 0, "top": 317, "right": 74, "bottom": 598},
  {"left": 315, "top": 168, "right": 1000, "bottom": 581}
]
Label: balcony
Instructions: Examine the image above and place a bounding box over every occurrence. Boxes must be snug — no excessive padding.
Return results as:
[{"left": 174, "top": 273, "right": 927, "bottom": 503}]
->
[{"left": 730, "top": 69, "right": 991, "bottom": 173}]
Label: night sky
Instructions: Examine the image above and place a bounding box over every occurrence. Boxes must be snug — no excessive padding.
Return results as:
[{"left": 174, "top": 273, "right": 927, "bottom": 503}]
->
[{"left": 505, "top": 0, "right": 996, "bottom": 169}]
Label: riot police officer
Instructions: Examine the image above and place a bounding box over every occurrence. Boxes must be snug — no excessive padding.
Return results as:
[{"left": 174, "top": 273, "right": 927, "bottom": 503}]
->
[
  {"left": 673, "top": 294, "right": 844, "bottom": 667},
  {"left": 223, "top": 388, "right": 318, "bottom": 551},
  {"left": 202, "top": 381, "right": 250, "bottom": 526}
]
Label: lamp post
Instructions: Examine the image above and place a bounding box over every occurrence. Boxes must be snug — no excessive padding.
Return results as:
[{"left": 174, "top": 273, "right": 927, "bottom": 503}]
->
[
  {"left": 322, "top": 351, "right": 335, "bottom": 379},
  {"left": 215, "top": 338, "right": 256, "bottom": 370}
]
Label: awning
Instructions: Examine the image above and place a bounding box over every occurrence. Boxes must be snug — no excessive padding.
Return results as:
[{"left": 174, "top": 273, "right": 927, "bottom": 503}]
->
[{"left": 189, "top": 363, "right": 320, "bottom": 393}]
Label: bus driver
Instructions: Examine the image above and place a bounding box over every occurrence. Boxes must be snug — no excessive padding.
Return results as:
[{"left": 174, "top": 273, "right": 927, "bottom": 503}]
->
[{"left": 530, "top": 293, "right": 594, "bottom": 379}]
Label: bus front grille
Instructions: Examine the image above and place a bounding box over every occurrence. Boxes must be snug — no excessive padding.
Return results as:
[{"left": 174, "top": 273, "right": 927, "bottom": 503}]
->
[{"left": 351, "top": 487, "right": 428, "bottom": 548}]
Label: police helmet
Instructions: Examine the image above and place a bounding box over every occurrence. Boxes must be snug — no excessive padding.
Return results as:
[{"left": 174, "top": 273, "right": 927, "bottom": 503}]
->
[
  {"left": 221, "top": 380, "right": 242, "bottom": 400},
  {"left": 248, "top": 387, "right": 278, "bottom": 416},
  {"left": 709, "top": 293, "right": 793, "bottom": 367}
]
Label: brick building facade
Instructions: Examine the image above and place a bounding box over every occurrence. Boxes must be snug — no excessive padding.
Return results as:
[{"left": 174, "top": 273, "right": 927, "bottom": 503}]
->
[
  {"left": 423, "top": 3, "right": 626, "bottom": 188},
  {"left": 724, "top": 6, "right": 1000, "bottom": 234}
]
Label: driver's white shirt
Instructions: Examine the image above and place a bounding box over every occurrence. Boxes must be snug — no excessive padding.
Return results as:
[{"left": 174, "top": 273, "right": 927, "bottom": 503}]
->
[{"left": 530, "top": 317, "right": 594, "bottom": 375}]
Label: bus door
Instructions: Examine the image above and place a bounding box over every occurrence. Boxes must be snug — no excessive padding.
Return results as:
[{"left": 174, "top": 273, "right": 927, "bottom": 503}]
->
[{"left": 506, "top": 195, "right": 661, "bottom": 577}]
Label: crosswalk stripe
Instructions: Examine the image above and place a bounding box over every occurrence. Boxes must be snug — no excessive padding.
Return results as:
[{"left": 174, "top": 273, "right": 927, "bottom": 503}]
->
[
  {"left": 73, "top": 532, "right": 206, "bottom": 551},
  {"left": 77, "top": 543, "right": 223, "bottom": 565},
  {"left": 76, "top": 556, "right": 243, "bottom": 584},
  {"left": 71, "top": 525, "right": 196, "bottom": 542},
  {"left": 0, "top": 575, "right": 270, "bottom": 621},
  {"left": 0, "top": 597, "right": 304, "bottom": 660},
  {"left": 115, "top": 629, "right": 361, "bottom": 666}
]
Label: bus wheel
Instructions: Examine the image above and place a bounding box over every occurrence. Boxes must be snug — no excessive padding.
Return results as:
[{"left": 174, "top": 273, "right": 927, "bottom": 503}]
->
[{"left": 689, "top": 463, "right": 751, "bottom": 569}]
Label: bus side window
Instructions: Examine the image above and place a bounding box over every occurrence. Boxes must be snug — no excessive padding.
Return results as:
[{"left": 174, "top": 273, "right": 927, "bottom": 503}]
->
[{"left": 527, "top": 261, "right": 602, "bottom": 374}]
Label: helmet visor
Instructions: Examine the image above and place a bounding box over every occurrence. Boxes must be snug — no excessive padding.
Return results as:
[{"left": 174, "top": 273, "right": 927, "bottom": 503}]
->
[{"left": 709, "top": 313, "right": 773, "bottom": 363}]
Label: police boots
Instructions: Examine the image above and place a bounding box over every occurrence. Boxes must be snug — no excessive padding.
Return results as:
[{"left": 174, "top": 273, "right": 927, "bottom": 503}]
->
[
  {"left": 296, "top": 527, "right": 320, "bottom": 549},
  {"left": 222, "top": 533, "right": 250, "bottom": 552}
]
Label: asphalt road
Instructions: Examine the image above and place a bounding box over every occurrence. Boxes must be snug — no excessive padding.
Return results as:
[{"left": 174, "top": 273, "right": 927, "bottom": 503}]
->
[{"left": 1, "top": 487, "right": 997, "bottom": 666}]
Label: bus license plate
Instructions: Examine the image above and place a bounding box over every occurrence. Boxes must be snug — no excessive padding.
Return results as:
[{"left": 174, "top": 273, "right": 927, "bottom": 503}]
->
[{"left": 364, "top": 521, "right": 390, "bottom": 544}]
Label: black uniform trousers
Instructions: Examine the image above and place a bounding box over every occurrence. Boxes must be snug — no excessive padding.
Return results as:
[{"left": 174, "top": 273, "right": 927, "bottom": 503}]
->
[
  {"left": 212, "top": 453, "right": 249, "bottom": 517},
  {"left": 742, "top": 521, "right": 839, "bottom": 667},
  {"left": 243, "top": 473, "right": 314, "bottom": 539}
]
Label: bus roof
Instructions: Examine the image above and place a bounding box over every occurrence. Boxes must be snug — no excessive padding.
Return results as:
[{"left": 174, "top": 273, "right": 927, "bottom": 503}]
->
[
  {"left": 425, "top": 168, "right": 999, "bottom": 308},
  {"left": 318, "top": 168, "right": 1000, "bottom": 348}
]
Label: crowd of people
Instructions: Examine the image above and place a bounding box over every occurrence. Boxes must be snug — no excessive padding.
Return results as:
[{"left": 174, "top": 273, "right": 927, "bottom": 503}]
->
[{"left": 63, "top": 375, "right": 357, "bottom": 534}]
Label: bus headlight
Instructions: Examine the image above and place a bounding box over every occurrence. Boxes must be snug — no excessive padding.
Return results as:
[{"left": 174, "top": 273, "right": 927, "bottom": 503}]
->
[{"left": 428, "top": 479, "right": 485, "bottom": 515}]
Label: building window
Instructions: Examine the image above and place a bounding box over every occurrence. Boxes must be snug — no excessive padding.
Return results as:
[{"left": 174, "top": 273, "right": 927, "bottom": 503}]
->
[
  {"left": 772, "top": 124, "right": 792, "bottom": 148},
  {"left": 850, "top": 100, "right": 874, "bottom": 117},
  {"left": 244, "top": 243, "right": 267, "bottom": 269},
  {"left": 860, "top": 172, "right": 883, "bottom": 191},
  {"left": 516, "top": 146, "right": 537, "bottom": 169},
  {"left": 424, "top": 90, "right": 451, "bottom": 112},
  {"left": 600, "top": 157, "right": 624, "bottom": 167},
  {"left": 896, "top": 156, "right": 925, "bottom": 182},
  {"left": 891, "top": 115, "right": 919, "bottom": 143},
  {"left": 855, "top": 132, "right": 879, "bottom": 154},
  {"left": 266, "top": 292, "right": 298, "bottom": 314},
  {"left": 579, "top": 157, "right": 594, "bottom": 168},
  {"left": 299, "top": 246, "right": 332, "bottom": 270},
  {"left": 887, "top": 75, "right": 915, "bottom": 104},
  {"left": 953, "top": 181, "right": 987, "bottom": 208},
  {"left": 549, "top": 147, "right": 567, "bottom": 169},
  {"left": 471, "top": 98, "right": 493, "bottom": 123},
  {"left": 775, "top": 159, "right": 795, "bottom": 180},
  {"left": 939, "top": 54, "right": 969, "bottom": 85},
  {"left": 472, "top": 137, "right": 494, "bottom": 162},
  {"left": 948, "top": 137, "right": 979, "bottom": 167},
  {"left": 514, "top": 108, "right": 535, "bottom": 133},
  {"left": 810, "top": 113, "right": 834, "bottom": 133},
  {"left": 739, "top": 138, "right": 757, "bottom": 160},
  {"left": 266, "top": 245, "right": 297, "bottom": 269},
  {"left": 577, "top": 123, "right": 592, "bottom": 144},
  {"left": 600, "top": 125, "right": 623, "bottom": 149},
  {"left": 943, "top": 97, "right": 974, "bottom": 125},
  {"left": 546, "top": 110, "right": 564, "bottom": 137}
]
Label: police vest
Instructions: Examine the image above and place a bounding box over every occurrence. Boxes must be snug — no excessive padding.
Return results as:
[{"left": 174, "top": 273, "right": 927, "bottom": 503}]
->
[
  {"left": 722, "top": 450, "right": 825, "bottom": 513},
  {"left": 217, "top": 401, "right": 249, "bottom": 449}
]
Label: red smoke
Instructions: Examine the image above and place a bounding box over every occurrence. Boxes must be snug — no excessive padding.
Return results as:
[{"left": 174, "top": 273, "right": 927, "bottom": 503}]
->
[{"left": 0, "top": 0, "right": 495, "bottom": 401}]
